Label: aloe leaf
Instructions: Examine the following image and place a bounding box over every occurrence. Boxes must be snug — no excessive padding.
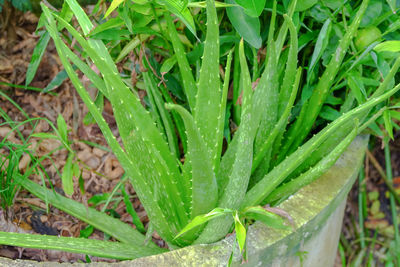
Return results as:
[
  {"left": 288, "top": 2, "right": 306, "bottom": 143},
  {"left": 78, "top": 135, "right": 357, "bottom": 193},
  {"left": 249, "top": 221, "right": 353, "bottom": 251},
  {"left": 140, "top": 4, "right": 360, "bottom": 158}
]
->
[
  {"left": 25, "top": 32, "right": 50, "bottom": 86},
  {"left": 194, "top": 0, "right": 221, "bottom": 171},
  {"left": 214, "top": 50, "right": 233, "bottom": 173},
  {"left": 242, "top": 82, "right": 400, "bottom": 208},
  {"left": 195, "top": 39, "right": 254, "bottom": 244},
  {"left": 0, "top": 232, "right": 159, "bottom": 260},
  {"left": 41, "top": 6, "right": 186, "bottom": 246},
  {"left": 265, "top": 124, "right": 359, "bottom": 204},
  {"left": 252, "top": 67, "right": 301, "bottom": 175},
  {"left": 289, "top": 0, "right": 369, "bottom": 152},
  {"left": 16, "top": 175, "right": 161, "bottom": 250},
  {"left": 165, "top": 103, "right": 218, "bottom": 219},
  {"left": 165, "top": 13, "right": 197, "bottom": 111},
  {"left": 275, "top": 0, "right": 297, "bottom": 59}
]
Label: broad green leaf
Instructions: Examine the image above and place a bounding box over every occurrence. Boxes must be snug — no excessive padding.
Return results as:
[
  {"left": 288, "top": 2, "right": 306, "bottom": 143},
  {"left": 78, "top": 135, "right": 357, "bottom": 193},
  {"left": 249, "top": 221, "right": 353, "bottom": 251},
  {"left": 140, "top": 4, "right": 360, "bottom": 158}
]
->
[
  {"left": 160, "top": 55, "right": 177, "bottom": 74},
  {"left": 61, "top": 153, "right": 74, "bottom": 196},
  {"left": 233, "top": 212, "right": 246, "bottom": 253},
  {"left": 175, "top": 208, "right": 233, "bottom": 239},
  {"left": 235, "top": 0, "right": 266, "bottom": 17},
  {"left": 0, "top": 232, "right": 158, "bottom": 260},
  {"left": 25, "top": 32, "right": 50, "bottom": 86},
  {"left": 225, "top": 0, "right": 261, "bottom": 48},
  {"left": 295, "top": 0, "right": 317, "bottom": 11},
  {"left": 166, "top": 103, "right": 218, "bottom": 219},
  {"left": 374, "top": 41, "right": 400, "bottom": 53},
  {"left": 241, "top": 206, "right": 288, "bottom": 229}
]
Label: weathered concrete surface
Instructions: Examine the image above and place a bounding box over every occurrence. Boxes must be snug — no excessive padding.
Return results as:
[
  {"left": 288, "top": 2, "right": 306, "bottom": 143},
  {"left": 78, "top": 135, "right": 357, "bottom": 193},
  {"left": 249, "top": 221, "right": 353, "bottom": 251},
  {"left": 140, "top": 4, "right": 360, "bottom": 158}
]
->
[{"left": 0, "top": 136, "right": 368, "bottom": 267}]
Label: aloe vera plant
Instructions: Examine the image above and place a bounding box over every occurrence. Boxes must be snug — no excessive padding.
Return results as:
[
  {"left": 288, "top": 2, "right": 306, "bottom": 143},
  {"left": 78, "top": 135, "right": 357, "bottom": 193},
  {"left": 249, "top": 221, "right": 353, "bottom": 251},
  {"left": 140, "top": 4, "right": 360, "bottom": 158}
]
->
[{"left": 1, "top": 0, "right": 400, "bottom": 261}]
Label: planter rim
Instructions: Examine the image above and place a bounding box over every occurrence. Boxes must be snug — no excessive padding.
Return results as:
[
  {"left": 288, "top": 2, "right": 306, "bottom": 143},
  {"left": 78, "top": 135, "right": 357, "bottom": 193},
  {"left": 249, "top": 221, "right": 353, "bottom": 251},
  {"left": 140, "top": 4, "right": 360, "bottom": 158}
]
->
[{"left": 0, "top": 135, "right": 369, "bottom": 266}]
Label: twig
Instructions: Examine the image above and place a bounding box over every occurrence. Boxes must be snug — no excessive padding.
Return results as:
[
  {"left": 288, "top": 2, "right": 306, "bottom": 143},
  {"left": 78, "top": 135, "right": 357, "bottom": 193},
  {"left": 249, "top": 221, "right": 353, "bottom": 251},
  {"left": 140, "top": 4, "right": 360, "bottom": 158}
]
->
[{"left": 365, "top": 149, "right": 400, "bottom": 206}]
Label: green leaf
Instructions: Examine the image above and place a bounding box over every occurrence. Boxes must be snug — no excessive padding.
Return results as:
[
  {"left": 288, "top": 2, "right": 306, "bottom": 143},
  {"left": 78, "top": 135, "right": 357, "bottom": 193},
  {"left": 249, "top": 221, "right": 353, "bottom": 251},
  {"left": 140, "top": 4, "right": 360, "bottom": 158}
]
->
[
  {"left": 307, "top": 19, "right": 331, "bottom": 81},
  {"left": 235, "top": 0, "right": 266, "bottom": 17},
  {"left": 295, "top": 0, "right": 317, "bottom": 11},
  {"left": 160, "top": 55, "right": 177, "bottom": 74},
  {"left": 175, "top": 208, "right": 233, "bottom": 239},
  {"left": 0, "top": 231, "right": 157, "bottom": 260},
  {"left": 26, "top": 32, "right": 50, "bottom": 86},
  {"left": 374, "top": 41, "right": 400, "bottom": 53},
  {"left": 56, "top": 114, "right": 68, "bottom": 144},
  {"left": 225, "top": 0, "right": 261, "bottom": 48},
  {"left": 61, "top": 153, "right": 74, "bottom": 196},
  {"left": 241, "top": 206, "right": 289, "bottom": 230},
  {"left": 233, "top": 212, "right": 246, "bottom": 253}
]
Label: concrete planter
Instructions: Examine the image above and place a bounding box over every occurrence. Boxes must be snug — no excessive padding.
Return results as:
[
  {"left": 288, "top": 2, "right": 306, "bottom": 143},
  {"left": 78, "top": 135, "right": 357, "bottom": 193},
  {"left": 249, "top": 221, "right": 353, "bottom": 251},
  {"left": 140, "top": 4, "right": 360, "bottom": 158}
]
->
[{"left": 0, "top": 135, "right": 368, "bottom": 267}]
